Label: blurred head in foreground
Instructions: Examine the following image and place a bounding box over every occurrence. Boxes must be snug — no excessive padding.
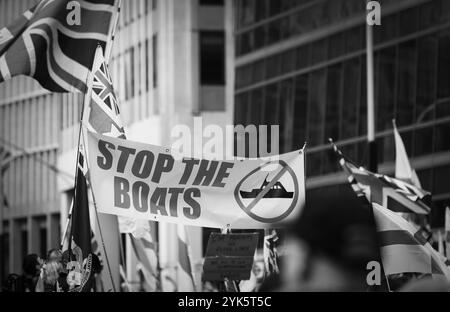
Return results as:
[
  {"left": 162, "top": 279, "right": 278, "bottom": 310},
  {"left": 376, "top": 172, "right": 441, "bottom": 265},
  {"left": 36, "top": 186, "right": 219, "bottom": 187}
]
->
[{"left": 279, "top": 184, "right": 380, "bottom": 292}]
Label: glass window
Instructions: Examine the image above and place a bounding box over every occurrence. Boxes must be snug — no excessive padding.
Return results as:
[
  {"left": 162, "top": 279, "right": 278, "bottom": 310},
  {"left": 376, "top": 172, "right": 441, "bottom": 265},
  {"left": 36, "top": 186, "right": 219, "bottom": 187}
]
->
[
  {"left": 435, "top": 120, "right": 450, "bottom": 152},
  {"left": 296, "top": 44, "right": 310, "bottom": 70},
  {"left": 281, "top": 49, "right": 296, "bottom": 75},
  {"left": 396, "top": 40, "right": 417, "bottom": 126},
  {"left": 374, "top": 13, "right": 397, "bottom": 44},
  {"left": 293, "top": 75, "right": 308, "bottom": 150},
  {"left": 279, "top": 79, "right": 295, "bottom": 152},
  {"left": 200, "top": 31, "right": 225, "bottom": 85},
  {"left": 326, "top": 64, "right": 342, "bottom": 140},
  {"left": 377, "top": 47, "right": 396, "bottom": 131},
  {"left": 307, "top": 70, "right": 326, "bottom": 146},
  {"left": 438, "top": 30, "right": 450, "bottom": 99},
  {"left": 341, "top": 58, "right": 361, "bottom": 139},
  {"left": 398, "top": 7, "right": 419, "bottom": 37},
  {"left": 255, "top": 0, "right": 268, "bottom": 21},
  {"left": 414, "top": 127, "right": 434, "bottom": 157},
  {"left": 267, "top": 19, "right": 282, "bottom": 46},
  {"left": 328, "top": 32, "right": 345, "bottom": 59},
  {"left": 416, "top": 35, "right": 438, "bottom": 123},
  {"left": 266, "top": 54, "right": 281, "bottom": 79},
  {"left": 311, "top": 39, "right": 328, "bottom": 64},
  {"left": 264, "top": 83, "right": 280, "bottom": 155}
]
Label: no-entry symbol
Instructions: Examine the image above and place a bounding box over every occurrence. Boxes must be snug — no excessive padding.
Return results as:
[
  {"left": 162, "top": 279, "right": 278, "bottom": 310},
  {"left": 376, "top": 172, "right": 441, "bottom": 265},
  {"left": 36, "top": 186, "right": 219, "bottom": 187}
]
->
[{"left": 234, "top": 160, "right": 299, "bottom": 223}]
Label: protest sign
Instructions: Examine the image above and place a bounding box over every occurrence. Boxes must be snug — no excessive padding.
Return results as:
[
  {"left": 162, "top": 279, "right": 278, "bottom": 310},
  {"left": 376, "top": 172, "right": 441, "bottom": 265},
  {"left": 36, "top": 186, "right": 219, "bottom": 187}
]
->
[
  {"left": 86, "top": 131, "right": 305, "bottom": 229},
  {"left": 202, "top": 233, "right": 259, "bottom": 281}
]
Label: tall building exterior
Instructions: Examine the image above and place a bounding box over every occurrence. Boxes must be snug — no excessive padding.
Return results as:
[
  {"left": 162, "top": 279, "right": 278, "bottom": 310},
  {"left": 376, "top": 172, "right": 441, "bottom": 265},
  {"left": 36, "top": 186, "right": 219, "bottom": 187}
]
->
[
  {"left": 0, "top": 0, "right": 231, "bottom": 290},
  {"left": 232, "top": 0, "right": 450, "bottom": 226}
]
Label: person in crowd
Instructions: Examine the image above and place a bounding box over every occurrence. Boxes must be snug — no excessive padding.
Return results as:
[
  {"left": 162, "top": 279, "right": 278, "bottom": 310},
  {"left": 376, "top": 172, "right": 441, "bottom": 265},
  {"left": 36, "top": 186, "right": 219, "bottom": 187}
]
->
[
  {"left": 22, "top": 254, "right": 44, "bottom": 292},
  {"left": 35, "top": 248, "right": 69, "bottom": 292},
  {"left": 2, "top": 254, "right": 43, "bottom": 292},
  {"left": 274, "top": 184, "right": 382, "bottom": 292}
]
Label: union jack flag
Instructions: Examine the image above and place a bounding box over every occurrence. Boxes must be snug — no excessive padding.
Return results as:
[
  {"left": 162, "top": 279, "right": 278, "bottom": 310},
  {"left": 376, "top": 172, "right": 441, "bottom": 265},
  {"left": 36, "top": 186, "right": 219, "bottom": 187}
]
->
[
  {"left": 83, "top": 45, "right": 125, "bottom": 138},
  {"left": 0, "top": 0, "right": 117, "bottom": 93},
  {"left": 330, "top": 140, "right": 431, "bottom": 215}
]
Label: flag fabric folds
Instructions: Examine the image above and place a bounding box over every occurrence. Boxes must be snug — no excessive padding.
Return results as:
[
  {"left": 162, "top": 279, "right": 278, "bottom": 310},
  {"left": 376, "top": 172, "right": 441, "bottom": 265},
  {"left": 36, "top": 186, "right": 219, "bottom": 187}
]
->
[
  {"left": 331, "top": 142, "right": 431, "bottom": 215},
  {"left": 81, "top": 45, "right": 158, "bottom": 291},
  {"left": 374, "top": 204, "right": 449, "bottom": 279},
  {"left": 68, "top": 166, "right": 92, "bottom": 262},
  {"left": 263, "top": 229, "right": 280, "bottom": 276},
  {"left": 0, "top": 0, "right": 116, "bottom": 92},
  {"left": 177, "top": 224, "right": 195, "bottom": 292},
  {"left": 393, "top": 120, "right": 422, "bottom": 188},
  {"left": 331, "top": 141, "right": 449, "bottom": 280}
]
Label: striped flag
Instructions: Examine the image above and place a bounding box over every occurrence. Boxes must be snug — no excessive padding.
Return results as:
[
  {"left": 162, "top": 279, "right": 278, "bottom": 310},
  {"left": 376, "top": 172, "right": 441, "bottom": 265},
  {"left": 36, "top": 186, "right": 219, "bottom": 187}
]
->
[
  {"left": 331, "top": 141, "right": 431, "bottom": 215},
  {"left": 177, "top": 224, "right": 195, "bottom": 292},
  {"left": 374, "top": 204, "right": 449, "bottom": 280},
  {"left": 331, "top": 141, "right": 449, "bottom": 280},
  {"left": 393, "top": 120, "right": 422, "bottom": 188},
  {"left": 122, "top": 218, "right": 160, "bottom": 292},
  {"left": 263, "top": 229, "right": 280, "bottom": 276},
  {"left": 0, "top": 0, "right": 118, "bottom": 92}
]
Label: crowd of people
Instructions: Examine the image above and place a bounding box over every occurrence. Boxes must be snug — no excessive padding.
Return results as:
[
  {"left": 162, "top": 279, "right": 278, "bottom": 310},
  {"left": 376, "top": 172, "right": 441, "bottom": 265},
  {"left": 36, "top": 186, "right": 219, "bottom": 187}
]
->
[{"left": 2, "top": 249, "right": 102, "bottom": 292}]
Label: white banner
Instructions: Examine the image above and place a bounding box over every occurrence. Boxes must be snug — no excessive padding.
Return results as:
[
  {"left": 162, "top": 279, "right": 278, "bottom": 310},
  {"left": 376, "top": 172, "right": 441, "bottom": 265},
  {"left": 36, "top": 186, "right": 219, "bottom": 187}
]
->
[{"left": 86, "top": 131, "right": 305, "bottom": 229}]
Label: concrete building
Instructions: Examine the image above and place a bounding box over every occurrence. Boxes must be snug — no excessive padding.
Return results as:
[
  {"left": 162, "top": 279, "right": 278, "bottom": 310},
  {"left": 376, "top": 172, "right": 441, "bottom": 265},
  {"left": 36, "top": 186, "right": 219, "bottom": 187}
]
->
[
  {"left": 231, "top": 0, "right": 450, "bottom": 226},
  {"left": 0, "top": 0, "right": 232, "bottom": 291}
]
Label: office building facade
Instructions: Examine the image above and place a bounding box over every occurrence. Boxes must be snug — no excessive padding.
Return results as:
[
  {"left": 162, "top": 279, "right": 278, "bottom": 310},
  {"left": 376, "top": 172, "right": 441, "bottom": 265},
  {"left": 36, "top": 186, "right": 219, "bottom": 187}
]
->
[
  {"left": 1, "top": 0, "right": 230, "bottom": 290},
  {"left": 232, "top": 0, "right": 450, "bottom": 225}
]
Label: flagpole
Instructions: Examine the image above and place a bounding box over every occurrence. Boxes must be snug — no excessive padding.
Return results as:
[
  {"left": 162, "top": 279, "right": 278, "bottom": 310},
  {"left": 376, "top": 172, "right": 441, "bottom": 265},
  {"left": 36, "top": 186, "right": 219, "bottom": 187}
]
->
[
  {"left": 81, "top": 125, "right": 117, "bottom": 292},
  {"left": 366, "top": 4, "right": 377, "bottom": 173},
  {"left": 59, "top": 198, "right": 73, "bottom": 249},
  {"left": 105, "top": 0, "right": 122, "bottom": 63}
]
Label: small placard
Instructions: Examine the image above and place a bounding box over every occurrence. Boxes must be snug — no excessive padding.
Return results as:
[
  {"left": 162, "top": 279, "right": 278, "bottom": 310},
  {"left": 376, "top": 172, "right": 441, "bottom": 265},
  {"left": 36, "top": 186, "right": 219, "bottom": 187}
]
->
[{"left": 202, "top": 233, "right": 258, "bottom": 281}]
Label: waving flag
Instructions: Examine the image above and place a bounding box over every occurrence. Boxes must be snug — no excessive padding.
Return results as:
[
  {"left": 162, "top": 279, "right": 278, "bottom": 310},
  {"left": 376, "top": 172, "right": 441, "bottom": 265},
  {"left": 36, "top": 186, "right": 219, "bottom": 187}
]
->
[
  {"left": 82, "top": 45, "right": 159, "bottom": 291},
  {"left": 0, "top": 0, "right": 117, "bottom": 92},
  {"left": 331, "top": 141, "right": 431, "bottom": 215},
  {"left": 263, "top": 229, "right": 280, "bottom": 276},
  {"left": 374, "top": 204, "right": 449, "bottom": 280},
  {"left": 393, "top": 120, "right": 422, "bottom": 188},
  {"left": 330, "top": 141, "right": 448, "bottom": 280},
  {"left": 177, "top": 225, "right": 196, "bottom": 292}
]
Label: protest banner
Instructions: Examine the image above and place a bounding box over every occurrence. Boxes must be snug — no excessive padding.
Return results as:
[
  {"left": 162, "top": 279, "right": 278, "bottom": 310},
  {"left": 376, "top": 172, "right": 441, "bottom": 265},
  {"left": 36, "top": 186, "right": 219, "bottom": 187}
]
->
[{"left": 86, "top": 131, "right": 305, "bottom": 229}]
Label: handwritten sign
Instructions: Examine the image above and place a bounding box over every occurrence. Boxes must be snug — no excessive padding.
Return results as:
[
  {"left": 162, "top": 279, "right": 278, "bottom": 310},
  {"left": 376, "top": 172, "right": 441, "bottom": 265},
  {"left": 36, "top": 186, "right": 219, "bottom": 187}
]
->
[{"left": 202, "top": 233, "right": 258, "bottom": 281}]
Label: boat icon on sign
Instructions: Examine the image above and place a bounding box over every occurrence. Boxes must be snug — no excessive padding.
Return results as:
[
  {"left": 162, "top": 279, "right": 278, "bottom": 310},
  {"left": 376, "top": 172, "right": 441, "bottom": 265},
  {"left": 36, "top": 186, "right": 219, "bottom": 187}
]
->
[{"left": 240, "top": 174, "right": 294, "bottom": 199}]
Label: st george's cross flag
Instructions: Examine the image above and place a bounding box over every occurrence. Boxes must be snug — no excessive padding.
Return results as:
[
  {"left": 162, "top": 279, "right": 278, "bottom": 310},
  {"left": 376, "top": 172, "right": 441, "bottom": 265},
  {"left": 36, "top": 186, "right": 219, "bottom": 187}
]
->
[
  {"left": 0, "top": 0, "right": 118, "bottom": 92},
  {"left": 330, "top": 141, "right": 431, "bottom": 215}
]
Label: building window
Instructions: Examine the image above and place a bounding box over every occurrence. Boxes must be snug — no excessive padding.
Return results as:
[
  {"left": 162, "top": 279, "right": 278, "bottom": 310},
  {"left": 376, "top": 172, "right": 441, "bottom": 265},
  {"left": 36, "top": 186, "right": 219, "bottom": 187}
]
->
[
  {"left": 200, "top": 31, "right": 225, "bottom": 85},
  {"left": 39, "top": 227, "right": 47, "bottom": 259},
  {"left": 199, "top": 0, "right": 223, "bottom": 6},
  {"left": 152, "top": 34, "right": 158, "bottom": 88}
]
